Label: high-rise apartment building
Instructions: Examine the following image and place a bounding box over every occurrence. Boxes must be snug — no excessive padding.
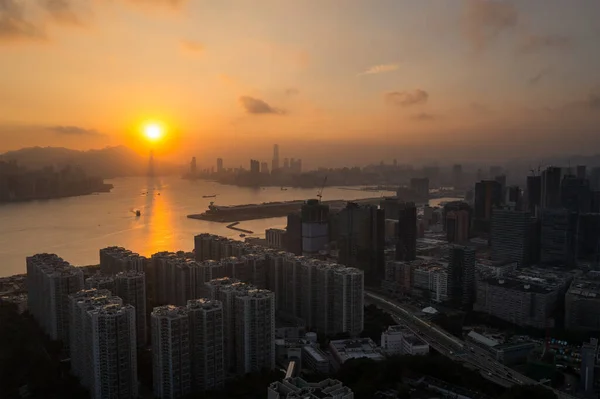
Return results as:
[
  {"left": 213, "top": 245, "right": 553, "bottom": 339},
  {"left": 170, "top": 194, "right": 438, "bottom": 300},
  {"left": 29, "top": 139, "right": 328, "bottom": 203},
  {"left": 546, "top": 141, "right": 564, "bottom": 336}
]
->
[
  {"left": 115, "top": 270, "right": 147, "bottom": 347},
  {"left": 260, "top": 162, "right": 269, "bottom": 174},
  {"left": 580, "top": 338, "right": 599, "bottom": 394},
  {"left": 285, "top": 212, "right": 303, "bottom": 255},
  {"left": 447, "top": 246, "right": 476, "bottom": 307},
  {"left": 272, "top": 144, "right": 280, "bottom": 172},
  {"left": 337, "top": 203, "right": 385, "bottom": 282},
  {"left": 250, "top": 159, "right": 260, "bottom": 174},
  {"left": 234, "top": 289, "right": 276, "bottom": 374},
  {"left": 409, "top": 177, "right": 429, "bottom": 202},
  {"left": 152, "top": 306, "right": 192, "bottom": 399},
  {"left": 187, "top": 299, "right": 225, "bottom": 392},
  {"left": 560, "top": 175, "right": 592, "bottom": 214},
  {"left": 100, "top": 247, "right": 147, "bottom": 275},
  {"left": 27, "top": 253, "right": 84, "bottom": 344},
  {"left": 85, "top": 273, "right": 115, "bottom": 292},
  {"left": 301, "top": 199, "right": 330, "bottom": 256},
  {"left": 577, "top": 213, "right": 600, "bottom": 262},
  {"left": 490, "top": 208, "right": 532, "bottom": 266}
]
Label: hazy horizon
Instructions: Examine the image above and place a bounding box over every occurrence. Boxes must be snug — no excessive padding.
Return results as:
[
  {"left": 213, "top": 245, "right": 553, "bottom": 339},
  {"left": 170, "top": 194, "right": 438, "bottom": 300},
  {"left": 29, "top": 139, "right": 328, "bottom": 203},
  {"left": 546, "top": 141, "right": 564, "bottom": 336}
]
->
[{"left": 1, "top": 0, "right": 599, "bottom": 168}]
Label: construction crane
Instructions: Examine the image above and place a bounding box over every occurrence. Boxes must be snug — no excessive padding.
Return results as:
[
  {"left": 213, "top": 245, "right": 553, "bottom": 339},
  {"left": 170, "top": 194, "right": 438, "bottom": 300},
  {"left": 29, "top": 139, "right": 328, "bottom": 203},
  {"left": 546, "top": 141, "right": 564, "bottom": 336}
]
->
[{"left": 317, "top": 176, "right": 328, "bottom": 202}]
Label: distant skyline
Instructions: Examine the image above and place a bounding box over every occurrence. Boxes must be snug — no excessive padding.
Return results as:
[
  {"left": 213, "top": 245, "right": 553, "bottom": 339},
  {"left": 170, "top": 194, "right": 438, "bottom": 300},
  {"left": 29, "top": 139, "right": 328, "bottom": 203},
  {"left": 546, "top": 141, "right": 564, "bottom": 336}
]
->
[{"left": 1, "top": 0, "right": 599, "bottom": 167}]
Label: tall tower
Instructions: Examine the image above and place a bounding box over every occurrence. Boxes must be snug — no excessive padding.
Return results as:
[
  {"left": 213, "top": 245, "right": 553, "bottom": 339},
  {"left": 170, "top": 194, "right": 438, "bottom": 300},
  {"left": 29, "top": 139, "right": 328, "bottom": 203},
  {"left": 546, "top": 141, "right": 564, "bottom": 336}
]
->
[
  {"left": 190, "top": 157, "right": 197, "bottom": 176},
  {"left": 272, "top": 144, "right": 280, "bottom": 172}
]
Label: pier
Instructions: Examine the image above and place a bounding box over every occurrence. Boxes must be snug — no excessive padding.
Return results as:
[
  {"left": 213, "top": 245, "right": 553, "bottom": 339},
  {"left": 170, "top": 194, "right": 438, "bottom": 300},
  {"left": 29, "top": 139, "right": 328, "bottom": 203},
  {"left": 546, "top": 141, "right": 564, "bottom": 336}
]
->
[{"left": 225, "top": 222, "right": 254, "bottom": 234}]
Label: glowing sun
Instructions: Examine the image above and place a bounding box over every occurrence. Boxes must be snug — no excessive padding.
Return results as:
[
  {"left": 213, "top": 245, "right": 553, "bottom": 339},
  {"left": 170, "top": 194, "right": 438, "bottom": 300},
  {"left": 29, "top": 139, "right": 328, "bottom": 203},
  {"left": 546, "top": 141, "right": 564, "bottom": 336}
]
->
[{"left": 144, "top": 123, "right": 163, "bottom": 141}]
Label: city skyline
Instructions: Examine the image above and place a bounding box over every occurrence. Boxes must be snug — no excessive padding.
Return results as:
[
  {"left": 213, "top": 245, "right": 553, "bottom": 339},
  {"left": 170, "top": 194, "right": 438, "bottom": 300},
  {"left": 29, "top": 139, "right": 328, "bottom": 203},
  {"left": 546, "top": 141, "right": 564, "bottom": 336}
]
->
[{"left": 1, "top": 0, "right": 599, "bottom": 166}]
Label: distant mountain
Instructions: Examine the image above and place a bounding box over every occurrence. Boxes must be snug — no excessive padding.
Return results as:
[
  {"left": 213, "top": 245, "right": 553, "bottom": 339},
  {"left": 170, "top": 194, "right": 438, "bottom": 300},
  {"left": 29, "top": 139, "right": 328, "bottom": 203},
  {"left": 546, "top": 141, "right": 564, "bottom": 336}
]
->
[{"left": 0, "top": 146, "right": 178, "bottom": 178}]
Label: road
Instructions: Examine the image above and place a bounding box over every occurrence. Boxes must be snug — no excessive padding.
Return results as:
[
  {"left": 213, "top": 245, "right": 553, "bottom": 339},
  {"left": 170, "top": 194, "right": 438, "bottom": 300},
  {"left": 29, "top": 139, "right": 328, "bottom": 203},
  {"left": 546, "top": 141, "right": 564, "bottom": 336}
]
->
[{"left": 365, "top": 291, "right": 578, "bottom": 399}]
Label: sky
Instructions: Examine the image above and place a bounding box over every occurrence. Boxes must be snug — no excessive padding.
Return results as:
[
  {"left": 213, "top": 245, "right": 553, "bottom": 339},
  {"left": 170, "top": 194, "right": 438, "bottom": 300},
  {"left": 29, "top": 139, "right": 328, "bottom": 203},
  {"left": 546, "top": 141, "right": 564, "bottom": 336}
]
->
[{"left": 0, "top": 0, "right": 599, "bottom": 168}]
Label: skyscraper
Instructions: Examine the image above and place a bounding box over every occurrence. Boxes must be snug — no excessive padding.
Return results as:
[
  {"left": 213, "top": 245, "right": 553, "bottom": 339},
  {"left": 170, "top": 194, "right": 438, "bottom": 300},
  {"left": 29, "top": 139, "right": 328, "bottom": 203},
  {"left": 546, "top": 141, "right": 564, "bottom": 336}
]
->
[
  {"left": 190, "top": 157, "right": 197, "bottom": 176},
  {"left": 27, "top": 253, "right": 84, "bottom": 344},
  {"left": 250, "top": 159, "right": 260, "bottom": 174},
  {"left": 410, "top": 177, "right": 429, "bottom": 202},
  {"left": 301, "top": 199, "right": 330, "bottom": 256},
  {"left": 491, "top": 208, "right": 532, "bottom": 266},
  {"left": 541, "top": 166, "right": 563, "bottom": 209},
  {"left": 447, "top": 246, "right": 476, "bottom": 307},
  {"left": 216, "top": 158, "right": 224, "bottom": 173},
  {"left": 395, "top": 202, "right": 417, "bottom": 262},
  {"left": 337, "top": 203, "right": 385, "bottom": 282},
  {"left": 446, "top": 210, "right": 470, "bottom": 244},
  {"left": 285, "top": 212, "right": 303, "bottom": 255},
  {"left": 526, "top": 175, "right": 542, "bottom": 214},
  {"left": 115, "top": 270, "right": 147, "bottom": 347},
  {"left": 540, "top": 208, "right": 576, "bottom": 266},
  {"left": 473, "top": 180, "right": 502, "bottom": 233},
  {"left": 272, "top": 144, "right": 280, "bottom": 172}
]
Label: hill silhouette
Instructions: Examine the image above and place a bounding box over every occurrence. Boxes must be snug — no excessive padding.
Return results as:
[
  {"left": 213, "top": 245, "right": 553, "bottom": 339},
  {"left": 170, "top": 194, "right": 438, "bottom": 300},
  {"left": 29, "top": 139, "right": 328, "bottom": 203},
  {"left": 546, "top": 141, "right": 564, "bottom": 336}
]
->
[{"left": 0, "top": 146, "right": 177, "bottom": 178}]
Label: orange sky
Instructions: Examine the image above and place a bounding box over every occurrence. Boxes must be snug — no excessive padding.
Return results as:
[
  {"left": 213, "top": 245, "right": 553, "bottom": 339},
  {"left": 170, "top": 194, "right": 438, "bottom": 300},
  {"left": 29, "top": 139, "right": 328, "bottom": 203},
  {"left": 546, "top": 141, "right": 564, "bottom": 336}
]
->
[{"left": 1, "top": 0, "right": 599, "bottom": 167}]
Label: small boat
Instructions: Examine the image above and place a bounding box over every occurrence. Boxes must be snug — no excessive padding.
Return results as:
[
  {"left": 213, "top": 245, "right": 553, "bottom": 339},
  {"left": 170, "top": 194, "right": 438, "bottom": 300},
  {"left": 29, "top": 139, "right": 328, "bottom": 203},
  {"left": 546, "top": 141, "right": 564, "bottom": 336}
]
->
[
  {"left": 280, "top": 187, "right": 287, "bottom": 191},
  {"left": 135, "top": 210, "right": 141, "bottom": 217},
  {"left": 203, "top": 195, "right": 217, "bottom": 198},
  {"left": 239, "top": 233, "right": 246, "bottom": 238}
]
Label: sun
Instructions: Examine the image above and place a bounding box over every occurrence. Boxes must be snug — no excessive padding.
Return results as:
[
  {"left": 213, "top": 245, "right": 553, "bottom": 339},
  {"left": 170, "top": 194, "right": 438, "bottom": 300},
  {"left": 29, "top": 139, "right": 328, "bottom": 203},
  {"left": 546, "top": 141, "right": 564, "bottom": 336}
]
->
[{"left": 144, "top": 123, "right": 163, "bottom": 141}]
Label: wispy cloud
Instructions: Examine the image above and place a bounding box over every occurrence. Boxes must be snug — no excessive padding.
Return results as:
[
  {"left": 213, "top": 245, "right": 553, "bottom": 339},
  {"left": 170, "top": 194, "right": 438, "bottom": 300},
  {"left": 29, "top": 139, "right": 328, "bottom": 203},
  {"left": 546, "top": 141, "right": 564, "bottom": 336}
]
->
[
  {"left": 384, "top": 90, "right": 429, "bottom": 107},
  {"left": 48, "top": 125, "right": 106, "bottom": 137},
  {"left": 0, "top": 0, "right": 46, "bottom": 43},
  {"left": 528, "top": 68, "right": 551, "bottom": 86},
  {"left": 411, "top": 112, "right": 437, "bottom": 122},
  {"left": 239, "top": 96, "right": 285, "bottom": 115},
  {"left": 358, "top": 63, "right": 399, "bottom": 76},
  {"left": 517, "top": 34, "right": 571, "bottom": 55},
  {"left": 461, "top": 0, "right": 518, "bottom": 53},
  {"left": 38, "top": 0, "right": 84, "bottom": 25},
  {"left": 180, "top": 39, "right": 203, "bottom": 54}
]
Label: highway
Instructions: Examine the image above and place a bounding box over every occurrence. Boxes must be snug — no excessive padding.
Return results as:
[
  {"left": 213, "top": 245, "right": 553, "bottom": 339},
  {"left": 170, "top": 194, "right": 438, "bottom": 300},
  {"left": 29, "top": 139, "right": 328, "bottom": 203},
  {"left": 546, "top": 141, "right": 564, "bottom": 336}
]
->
[{"left": 365, "top": 291, "right": 578, "bottom": 399}]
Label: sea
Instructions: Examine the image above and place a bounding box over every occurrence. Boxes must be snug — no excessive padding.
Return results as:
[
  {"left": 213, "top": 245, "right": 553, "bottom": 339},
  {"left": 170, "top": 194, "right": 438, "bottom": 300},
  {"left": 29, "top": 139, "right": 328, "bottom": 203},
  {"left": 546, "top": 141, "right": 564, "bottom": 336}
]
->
[{"left": 0, "top": 176, "right": 458, "bottom": 277}]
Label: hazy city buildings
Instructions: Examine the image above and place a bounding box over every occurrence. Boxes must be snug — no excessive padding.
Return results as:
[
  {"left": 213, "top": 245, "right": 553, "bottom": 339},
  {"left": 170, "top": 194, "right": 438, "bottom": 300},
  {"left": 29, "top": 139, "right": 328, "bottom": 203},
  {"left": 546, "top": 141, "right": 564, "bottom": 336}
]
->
[
  {"left": 446, "top": 210, "right": 470, "bottom": 244},
  {"left": 267, "top": 377, "right": 354, "bottom": 399},
  {"left": 216, "top": 158, "right": 224, "bottom": 173},
  {"left": 26, "top": 253, "right": 84, "bottom": 344},
  {"left": 540, "top": 208, "right": 576, "bottom": 266},
  {"left": 100, "top": 247, "right": 147, "bottom": 275},
  {"left": 541, "top": 166, "right": 563, "bottom": 209},
  {"left": 266, "top": 228, "right": 286, "bottom": 249},
  {"left": 447, "top": 246, "right": 476, "bottom": 307},
  {"left": 526, "top": 175, "right": 542, "bottom": 215},
  {"left": 395, "top": 201, "right": 417, "bottom": 262},
  {"left": 115, "top": 270, "right": 147, "bottom": 347},
  {"left": 473, "top": 180, "right": 502, "bottom": 233},
  {"left": 272, "top": 144, "right": 280, "bottom": 172},
  {"left": 565, "top": 272, "right": 600, "bottom": 331},
  {"left": 380, "top": 325, "right": 429, "bottom": 356}
]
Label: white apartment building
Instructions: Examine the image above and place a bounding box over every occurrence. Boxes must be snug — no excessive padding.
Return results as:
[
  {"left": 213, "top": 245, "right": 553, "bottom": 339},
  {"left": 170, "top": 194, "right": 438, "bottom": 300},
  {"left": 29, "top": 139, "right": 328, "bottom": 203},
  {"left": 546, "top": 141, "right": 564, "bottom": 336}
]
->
[
  {"left": 115, "top": 270, "right": 147, "bottom": 347},
  {"left": 235, "top": 289, "right": 276, "bottom": 374},
  {"left": 27, "top": 253, "right": 84, "bottom": 345},
  {"left": 187, "top": 299, "right": 225, "bottom": 392}
]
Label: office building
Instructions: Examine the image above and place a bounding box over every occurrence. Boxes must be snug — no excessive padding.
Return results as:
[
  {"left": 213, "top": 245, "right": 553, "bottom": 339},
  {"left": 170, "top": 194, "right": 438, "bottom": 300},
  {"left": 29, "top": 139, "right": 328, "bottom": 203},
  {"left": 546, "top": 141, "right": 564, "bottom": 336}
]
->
[
  {"left": 115, "top": 270, "right": 147, "bottom": 347},
  {"left": 216, "top": 158, "right": 224, "bottom": 173},
  {"left": 446, "top": 210, "right": 469, "bottom": 244},
  {"left": 394, "top": 201, "right": 417, "bottom": 262},
  {"left": 380, "top": 325, "right": 429, "bottom": 356},
  {"left": 409, "top": 177, "right": 429, "bottom": 202},
  {"left": 474, "top": 267, "right": 573, "bottom": 328},
  {"left": 490, "top": 208, "right": 532, "bottom": 266},
  {"left": 577, "top": 213, "right": 600, "bottom": 262},
  {"left": 250, "top": 159, "right": 260, "bottom": 174},
  {"left": 151, "top": 305, "right": 191, "bottom": 399},
  {"left": 526, "top": 175, "right": 542, "bottom": 215},
  {"left": 187, "top": 299, "right": 225, "bottom": 392},
  {"left": 267, "top": 377, "right": 354, "bottom": 399},
  {"left": 560, "top": 175, "right": 592, "bottom": 214},
  {"left": 235, "top": 289, "right": 276, "bottom": 374},
  {"left": 473, "top": 180, "right": 502, "bottom": 233},
  {"left": 283, "top": 158, "right": 290, "bottom": 169},
  {"left": 443, "top": 201, "right": 471, "bottom": 232},
  {"left": 260, "top": 162, "right": 269, "bottom": 174},
  {"left": 329, "top": 338, "right": 384, "bottom": 369},
  {"left": 541, "top": 166, "right": 563, "bottom": 209},
  {"left": 447, "top": 246, "right": 476, "bottom": 307},
  {"left": 26, "top": 253, "right": 84, "bottom": 344},
  {"left": 410, "top": 259, "right": 448, "bottom": 303},
  {"left": 272, "top": 144, "right": 280, "bottom": 172},
  {"left": 565, "top": 272, "right": 600, "bottom": 331},
  {"left": 85, "top": 273, "right": 115, "bottom": 292},
  {"left": 301, "top": 199, "right": 330, "bottom": 256},
  {"left": 337, "top": 202, "right": 385, "bottom": 282},
  {"left": 540, "top": 208, "right": 576, "bottom": 266}
]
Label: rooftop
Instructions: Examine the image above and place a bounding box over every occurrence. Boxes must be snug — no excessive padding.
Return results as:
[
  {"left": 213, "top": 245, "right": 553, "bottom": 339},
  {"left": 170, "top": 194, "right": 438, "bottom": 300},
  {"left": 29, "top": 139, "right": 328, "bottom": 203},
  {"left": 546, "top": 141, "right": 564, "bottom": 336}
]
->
[
  {"left": 567, "top": 272, "right": 600, "bottom": 298},
  {"left": 330, "top": 338, "right": 385, "bottom": 363},
  {"left": 152, "top": 305, "right": 189, "bottom": 318}
]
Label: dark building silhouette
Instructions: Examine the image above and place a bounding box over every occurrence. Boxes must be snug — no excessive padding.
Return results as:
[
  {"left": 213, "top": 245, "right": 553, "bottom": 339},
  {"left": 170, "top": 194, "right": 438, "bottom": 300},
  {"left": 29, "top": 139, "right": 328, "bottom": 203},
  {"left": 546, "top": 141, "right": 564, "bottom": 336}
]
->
[
  {"left": 285, "top": 212, "right": 302, "bottom": 255},
  {"left": 526, "top": 175, "right": 542, "bottom": 214},
  {"left": 541, "top": 166, "right": 562, "bottom": 209},
  {"left": 473, "top": 180, "right": 502, "bottom": 234},
  {"left": 447, "top": 245, "right": 476, "bottom": 308},
  {"left": 577, "top": 165, "right": 587, "bottom": 180},
  {"left": 528, "top": 218, "right": 541, "bottom": 265},
  {"left": 443, "top": 201, "right": 472, "bottom": 233},
  {"left": 301, "top": 200, "right": 329, "bottom": 256},
  {"left": 216, "top": 158, "right": 224, "bottom": 173},
  {"left": 540, "top": 208, "right": 577, "bottom": 266},
  {"left": 190, "top": 157, "right": 197, "bottom": 176},
  {"left": 560, "top": 175, "right": 592, "bottom": 214},
  {"left": 506, "top": 185, "right": 522, "bottom": 209},
  {"left": 395, "top": 202, "right": 417, "bottom": 262},
  {"left": 577, "top": 213, "right": 600, "bottom": 262},
  {"left": 337, "top": 203, "right": 385, "bottom": 282},
  {"left": 250, "top": 159, "right": 260, "bottom": 175},
  {"left": 490, "top": 208, "right": 532, "bottom": 266},
  {"left": 446, "top": 210, "right": 470, "bottom": 244},
  {"left": 452, "top": 164, "right": 463, "bottom": 189},
  {"left": 272, "top": 144, "right": 280, "bottom": 172},
  {"left": 409, "top": 177, "right": 429, "bottom": 202}
]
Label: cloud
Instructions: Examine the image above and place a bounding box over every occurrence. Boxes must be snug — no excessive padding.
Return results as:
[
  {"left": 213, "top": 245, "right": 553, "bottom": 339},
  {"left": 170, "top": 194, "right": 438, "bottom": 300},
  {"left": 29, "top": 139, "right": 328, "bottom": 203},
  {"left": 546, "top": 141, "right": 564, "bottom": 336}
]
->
[
  {"left": 180, "top": 39, "right": 203, "bottom": 54},
  {"left": 517, "top": 34, "right": 571, "bottom": 55},
  {"left": 239, "top": 96, "right": 285, "bottom": 115},
  {"left": 528, "top": 68, "right": 551, "bottom": 86},
  {"left": 285, "top": 88, "right": 299, "bottom": 96},
  {"left": 461, "top": 0, "right": 518, "bottom": 53},
  {"left": 411, "top": 113, "right": 437, "bottom": 122},
  {"left": 0, "top": 0, "right": 46, "bottom": 42},
  {"left": 358, "top": 63, "right": 399, "bottom": 76},
  {"left": 384, "top": 90, "right": 429, "bottom": 107},
  {"left": 38, "top": 0, "right": 83, "bottom": 25},
  {"left": 48, "top": 125, "right": 106, "bottom": 137},
  {"left": 124, "top": 0, "right": 187, "bottom": 7}
]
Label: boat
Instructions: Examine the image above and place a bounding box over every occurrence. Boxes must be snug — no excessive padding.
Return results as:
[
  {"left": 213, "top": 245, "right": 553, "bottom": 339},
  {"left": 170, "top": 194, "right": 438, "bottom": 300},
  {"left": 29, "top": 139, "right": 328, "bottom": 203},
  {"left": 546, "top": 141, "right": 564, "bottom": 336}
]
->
[
  {"left": 280, "top": 187, "right": 288, "bottom": 191},
  {"left": 239, "top": 233, "right": 246, "bottom": 238},
  {"left": 135, "top": 210, "right": 141, "bottom": 217},
  {"left": 202, "top": 195, "right": 217, "bottom": 198}
]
